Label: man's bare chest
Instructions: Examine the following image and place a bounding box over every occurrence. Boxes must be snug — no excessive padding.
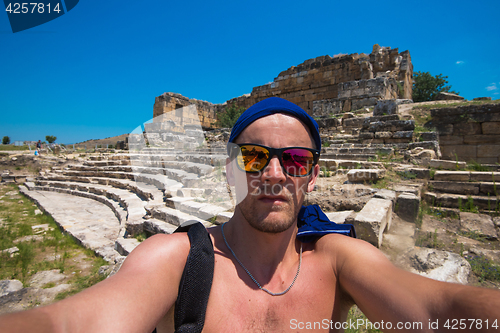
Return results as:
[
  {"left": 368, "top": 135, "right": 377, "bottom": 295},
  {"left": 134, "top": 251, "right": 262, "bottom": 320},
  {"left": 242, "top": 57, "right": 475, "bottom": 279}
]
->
[{"left": 202, "top": 253, "right": 344, "bottom": 332}]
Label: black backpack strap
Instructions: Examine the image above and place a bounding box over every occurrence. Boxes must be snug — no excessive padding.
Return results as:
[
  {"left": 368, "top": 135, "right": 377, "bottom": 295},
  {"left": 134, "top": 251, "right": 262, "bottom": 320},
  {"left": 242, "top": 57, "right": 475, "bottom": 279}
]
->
[{"left": 173, "top": 222, "right": 214, "bottom": 333}]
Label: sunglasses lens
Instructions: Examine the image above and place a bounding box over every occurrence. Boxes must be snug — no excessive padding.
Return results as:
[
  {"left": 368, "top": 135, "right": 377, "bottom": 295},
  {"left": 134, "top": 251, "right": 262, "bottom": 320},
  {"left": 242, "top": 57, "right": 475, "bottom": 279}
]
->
[
  {"left": 237, "top": 145, "right": 270, "bottom": 172},
  {"left": 282, "top": 149, "right": 314, "bottom": 176}
]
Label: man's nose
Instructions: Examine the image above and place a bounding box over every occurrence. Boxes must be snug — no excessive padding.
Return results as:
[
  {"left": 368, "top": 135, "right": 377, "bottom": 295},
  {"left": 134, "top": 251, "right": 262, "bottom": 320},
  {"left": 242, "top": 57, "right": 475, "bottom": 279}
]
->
[{"left": 263, "top": 156, "right": 286, "bottom": 182}]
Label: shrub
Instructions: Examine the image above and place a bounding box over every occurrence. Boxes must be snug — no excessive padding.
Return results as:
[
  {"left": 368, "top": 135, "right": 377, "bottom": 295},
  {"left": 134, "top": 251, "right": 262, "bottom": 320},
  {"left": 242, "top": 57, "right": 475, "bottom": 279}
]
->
[
  {"left": 217, "top": 103, "right": 245, "bottom": 128},
  {"left": 465, "top": 255, "right": 500, "bottom": 282},
  {"left": 412, "top": 71, "right": 459, "bottom": 102}
]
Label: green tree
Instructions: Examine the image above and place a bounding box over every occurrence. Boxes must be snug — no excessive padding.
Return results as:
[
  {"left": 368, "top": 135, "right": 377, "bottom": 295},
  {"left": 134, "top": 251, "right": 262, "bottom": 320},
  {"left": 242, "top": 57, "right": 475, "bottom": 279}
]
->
[
  {"left": 45, "top": 135, "right": 57, "bottom": 144},
  {"left": 217, "top": 103, "right": 245, "bottom": 128},
  {"left": 2, "top": 136, "right": 10, "bottom": 145},
  {"left": 412, "top": 71, "right": 459, "bottom": 102}
]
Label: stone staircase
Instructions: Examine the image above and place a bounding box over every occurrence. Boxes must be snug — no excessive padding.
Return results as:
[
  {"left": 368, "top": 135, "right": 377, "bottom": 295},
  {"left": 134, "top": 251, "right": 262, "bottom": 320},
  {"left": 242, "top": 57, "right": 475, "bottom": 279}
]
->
[
  {"left": 321, "top": 106, "right": 441, "bottom": 164},
  {"left": 425, "top": 170, "right": 500, "bottom": 214},
  {"left": 21, "top": 150, "right": 235, "bottom": 260}
]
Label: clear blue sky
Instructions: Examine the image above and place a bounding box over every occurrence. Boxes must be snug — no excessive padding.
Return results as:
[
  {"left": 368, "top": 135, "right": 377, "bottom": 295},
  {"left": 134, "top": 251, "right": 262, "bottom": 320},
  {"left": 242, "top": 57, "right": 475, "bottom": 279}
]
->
[{"left": 1, "top": 0, "right": 499, "bottom": 144}]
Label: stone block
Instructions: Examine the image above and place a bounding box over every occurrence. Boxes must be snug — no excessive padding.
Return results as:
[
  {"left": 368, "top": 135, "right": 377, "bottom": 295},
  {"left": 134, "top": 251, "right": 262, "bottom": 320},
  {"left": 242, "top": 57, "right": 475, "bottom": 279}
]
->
[
  {"left": 479, "top": 183, "right": 500, "bottom": 196},
  {"left": 115, "top": 238, "right": 141, "bottom": 256},
  {"left": 481, "top": 122, "right": 500, "bottom": 134},
  {"left": 325, "top": 210, "right": 355, "bottom": 224},
  {"left": 396, "top": 192, "right": 420, "bottom": 222},
  {"left": 373, "top": 99, "right": 398, "bottom": 116},
  {"left": 460, "top": 212, "right": 498, "bottom": 240},
  {"left": 435, "top": 124, "right": 454, "bottom": 136},
  {"left": 374, "top": 131, "right": 392, "bottom": 139},
  {"left": 347, "top": 169, "right": 385, "bottom": 183},
  {"left": 477, "top": 145, "right": 500, "bottom": 158},
  {"left": 440, "top": 145, "right": 477, "bottom": 160},
  {"left": 385, "top": 138, "right": 410, "bottom": 144},
  {"left": 476, "top": 157, "right": 499, "bottom": 164},
  {"left": 453, "top": 123, "right": 482, "bottom": 136},
  {"left": 353, "top": 198, "right": 392, "bottom": 247},
  {"left": 435, "top": 92, "right": 464, "bottom": 101},
  {"left": 439, "top": 135, "right": 463, "bottom": 145},
  {"left": 463, "top": 135, "right": 500, "bottom": 145},
  {"left": 198, "top": 204, "right": 227, "bottom": 220},
  {"left": 400, "top": 167, "right": 431, "bottom": 179},
  {"left": 0, "top": 280, "right": 23, "bottom": 297},
  {"left": 408, "top": 141, "right": 439, "bottom": 151},
  {"left": 373, "top": 189, "right": 396, "bottom": 208},
  {"left": 419, "top": 132, "right": 438, "bottom": 141},
  {"left": 392, "top": 131, "right": 414, "bottom": 139},
  {"left": 216, "top": 211, "right": 233, "bottom": 224},
  {"left": 429, "top": 181, "right": 479, "bottom": 195},
  {"left": 469, "top": 172, "right": 500, "bottom": 182},
  {"left": 343, "top": 117, "right": 365, "bottom": 128},
  {"left": 433, "top": 171, "right": 470, "bottom": 182},
  {"left": 318, "top": 159, "right": 338, "bottom": 171},
  {"left": 358, "top": 132, "right": 374, "bottom": 140},
  {"left": 125, "top": 220, "right": 144, "bottom": 236},
  {"left": 429, "top": 159, "right": 466, "bottom": 170},
  {"left": 368, "top": 120, "right": 415, "bottom": 133}
]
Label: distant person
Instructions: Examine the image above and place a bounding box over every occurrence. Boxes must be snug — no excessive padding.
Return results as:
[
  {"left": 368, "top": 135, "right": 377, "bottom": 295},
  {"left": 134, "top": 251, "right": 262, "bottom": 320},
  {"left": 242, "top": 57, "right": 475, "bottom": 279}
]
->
[
  {"left": 36, "top": 140, "right": 41, "bottom": 153},
  {"left": 0, "top": 97, "right": 499, "bottom": 332}
]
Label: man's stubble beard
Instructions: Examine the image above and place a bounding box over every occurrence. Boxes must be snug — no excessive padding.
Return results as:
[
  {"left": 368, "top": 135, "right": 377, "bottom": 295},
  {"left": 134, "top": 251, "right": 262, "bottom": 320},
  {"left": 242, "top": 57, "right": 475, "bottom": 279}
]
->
[{"left": 237, "top": 184, "right": 302, "bottom": 234}]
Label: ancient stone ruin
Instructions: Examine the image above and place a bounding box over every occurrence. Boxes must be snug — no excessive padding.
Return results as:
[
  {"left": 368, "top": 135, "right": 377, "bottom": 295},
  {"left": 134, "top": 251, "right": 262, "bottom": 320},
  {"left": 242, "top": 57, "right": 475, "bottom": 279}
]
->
[{"left": 153, "top": 44, "right": 413, "bottom": 126}]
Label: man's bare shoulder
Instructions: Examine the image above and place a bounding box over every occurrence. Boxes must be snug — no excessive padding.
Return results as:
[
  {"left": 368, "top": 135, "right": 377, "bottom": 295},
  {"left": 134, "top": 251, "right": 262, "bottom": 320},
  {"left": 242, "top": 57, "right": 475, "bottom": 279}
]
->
[
  {"left": 311, "top": 234, "right": 391, "bottom": 274},
  {"left": 118, "top": 232, "right": 191, "bottom": 275}
]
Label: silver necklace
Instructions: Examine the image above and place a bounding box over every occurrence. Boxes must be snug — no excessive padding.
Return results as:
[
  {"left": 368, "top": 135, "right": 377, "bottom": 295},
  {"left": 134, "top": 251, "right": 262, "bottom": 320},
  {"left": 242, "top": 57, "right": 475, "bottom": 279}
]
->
[{"left": 221, "top": 222, "right": 302, "bottom": 296}]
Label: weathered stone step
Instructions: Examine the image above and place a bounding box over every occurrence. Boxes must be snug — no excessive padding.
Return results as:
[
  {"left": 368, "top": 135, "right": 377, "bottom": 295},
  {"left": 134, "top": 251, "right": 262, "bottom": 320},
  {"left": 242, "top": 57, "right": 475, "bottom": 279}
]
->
[
  {"left": 33, "top": 180, "right": 148, "bottom": 233},
  {"left": 323, "top": 147, "right": 393, "bottom": 155},
  {"left": 433, "top": 171, "right": 500, "bottom": 182},
  {"left": 429, "top": 159, "right": 466, "bottom": 170},
  {"left": 68, "top": 162, "right": 211, "bottom": 179},
  {"left": 26, "top": 183, "right": 128, "bottom": 225},
  {"left": 84, "top": 160, "right": 131, "bottom": 167},
  {"left": 425, "top": 191, "right": 500, "bottom": 211},
  {"left": 366, "top": 119, "right": 415, "bottom": 133},
  {"left": 347, "top": 169, "right": 386, "bottom": 183},
  {"left": 319, "top": 159, "right": 385, "bottom": 171},
  {"left": 115, "top": 238, "right": 141, "bottom": 256},
  {"left": 146, "top": 206, "right": 214, "bottom": 228},
  {"left": 40, "top": 174, "right": 165, "bottom": 203},
  {"left": 173, "top": 200, "right": 230, "bottom": 221},
  {"left": 18, "top": 186, "right": 123, "bottom": 263},
  {"left": 143, "top": 218, "right": 178, "bottom": 235},
  {"left": 61, "top": 169, "right": 186, "bottom": 191},
  {"left": 429, "top": 180, "right": 500, "bottom": 196},
  {"left": 393, "top": 166, "right": 431, "bottom": 179},
  {"left": 321, "top": 153, "right": 377, "bottom": 161},
  {"left": 108, "top": 152, "right": 228, "bottom": 166}
]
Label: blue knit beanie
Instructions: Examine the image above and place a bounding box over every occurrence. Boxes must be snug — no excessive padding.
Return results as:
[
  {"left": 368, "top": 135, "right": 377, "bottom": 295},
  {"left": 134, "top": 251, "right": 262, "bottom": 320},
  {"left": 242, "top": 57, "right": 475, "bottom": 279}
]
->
[{"left": 227, "top": 97, "right": 321, "bottom": 153}]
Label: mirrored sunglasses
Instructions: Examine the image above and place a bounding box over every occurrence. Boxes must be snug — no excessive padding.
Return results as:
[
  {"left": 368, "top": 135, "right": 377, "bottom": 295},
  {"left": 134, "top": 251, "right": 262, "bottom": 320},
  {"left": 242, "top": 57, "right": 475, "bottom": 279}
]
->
[{"left": 230, "top": 143, "right": 320, "bottom": 177}]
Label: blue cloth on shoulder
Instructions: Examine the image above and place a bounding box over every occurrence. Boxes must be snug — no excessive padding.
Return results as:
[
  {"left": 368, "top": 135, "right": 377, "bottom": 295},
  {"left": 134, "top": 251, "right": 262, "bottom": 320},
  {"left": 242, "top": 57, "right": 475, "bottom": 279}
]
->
[{"left": 297, "top": 205, "right": 356, "bottom": 243}]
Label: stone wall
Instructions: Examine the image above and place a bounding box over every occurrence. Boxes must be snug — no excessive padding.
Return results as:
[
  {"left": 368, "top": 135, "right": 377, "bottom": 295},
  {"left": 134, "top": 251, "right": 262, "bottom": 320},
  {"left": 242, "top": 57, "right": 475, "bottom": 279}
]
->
[
  {"left": 430, "top": 103, "right": 500, "bottom": 164},
  {"left": 153, "top": 44, "right": 413, "bottom": 128},
  {"left": 152, "top": 92, "right": 222, "bottom": 129},
  {"left": 227, "top": 45, "right": 412, "bottom": 115}
]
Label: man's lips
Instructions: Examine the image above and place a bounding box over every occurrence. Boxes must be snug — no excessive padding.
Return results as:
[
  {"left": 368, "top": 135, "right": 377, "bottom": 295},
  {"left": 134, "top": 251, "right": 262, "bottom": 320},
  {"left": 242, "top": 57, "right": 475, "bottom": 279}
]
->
[{"left": 257, "top": 195, "right": 289, "bottom": 203}]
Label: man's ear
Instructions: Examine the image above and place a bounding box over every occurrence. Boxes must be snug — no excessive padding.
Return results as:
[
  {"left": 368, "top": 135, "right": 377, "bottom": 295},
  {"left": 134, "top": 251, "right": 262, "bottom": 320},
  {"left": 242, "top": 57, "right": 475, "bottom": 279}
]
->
[
  {"left": 307, "top": 164, "right": 320, "bottom": 193},
  {"left": 226, "top": 157, "right": 235, "bottom": 186}
]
